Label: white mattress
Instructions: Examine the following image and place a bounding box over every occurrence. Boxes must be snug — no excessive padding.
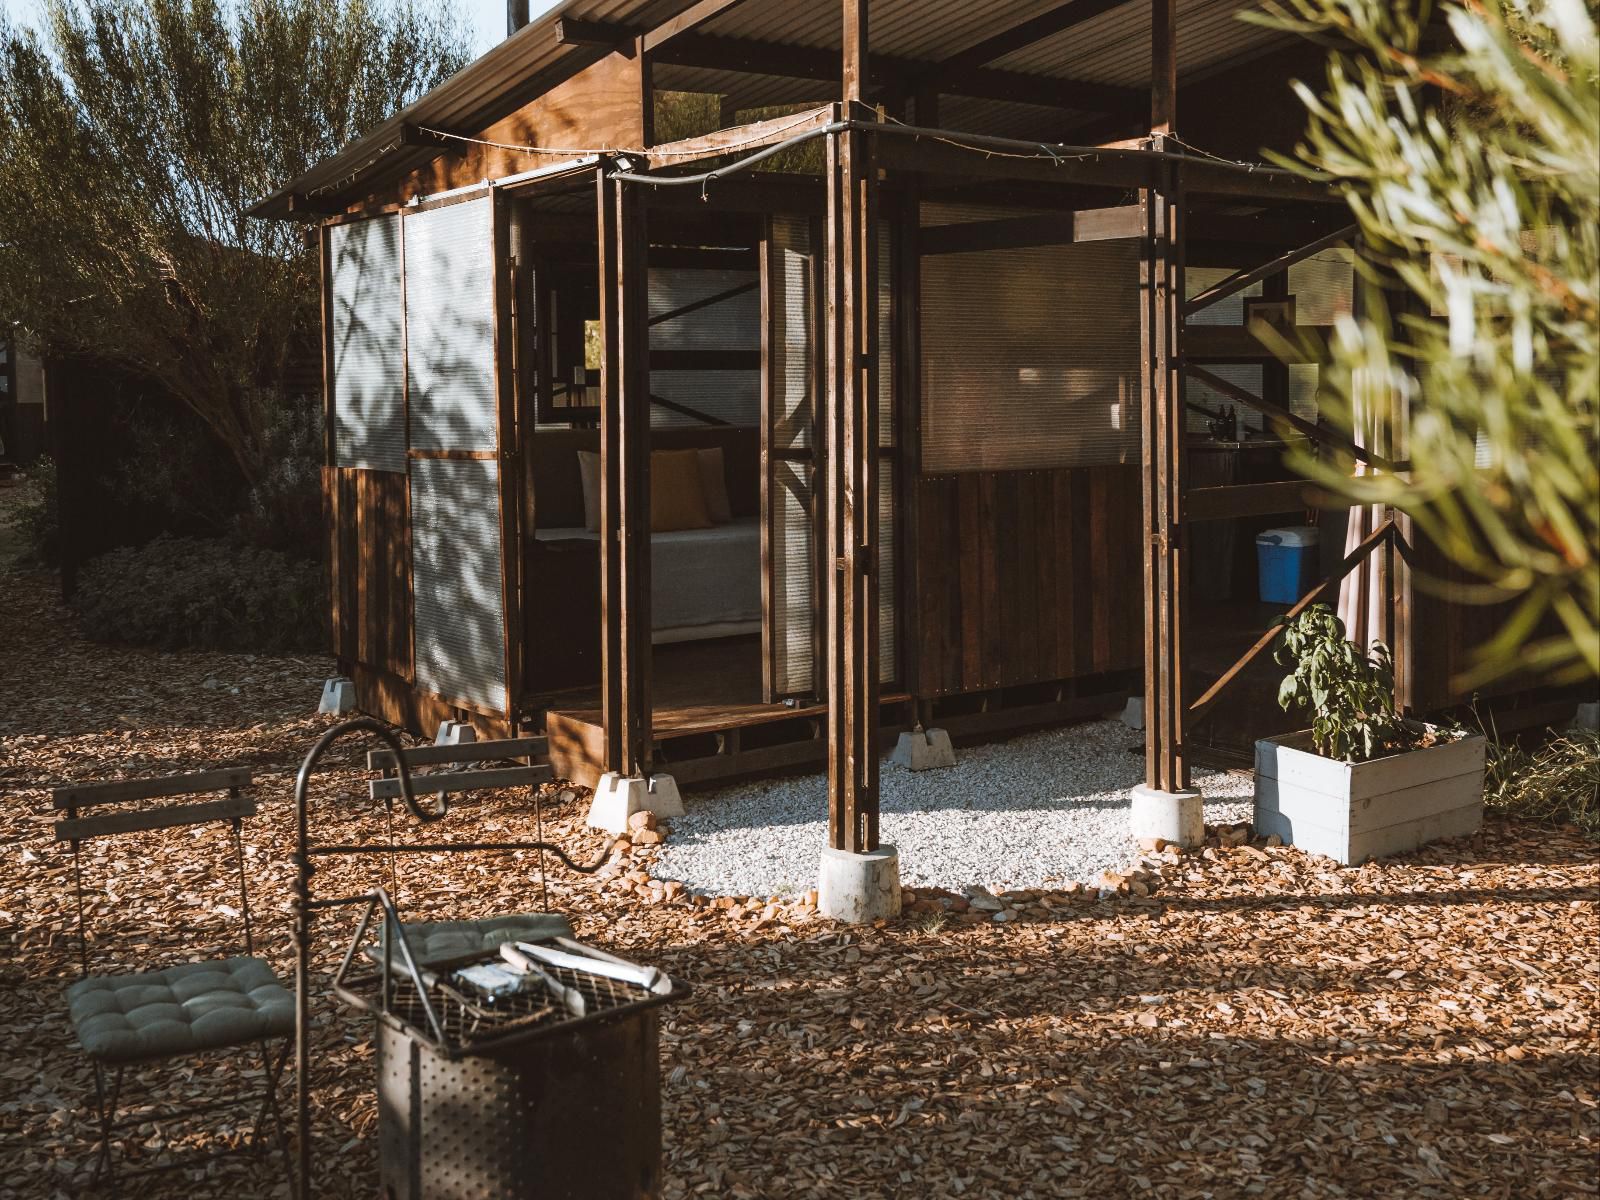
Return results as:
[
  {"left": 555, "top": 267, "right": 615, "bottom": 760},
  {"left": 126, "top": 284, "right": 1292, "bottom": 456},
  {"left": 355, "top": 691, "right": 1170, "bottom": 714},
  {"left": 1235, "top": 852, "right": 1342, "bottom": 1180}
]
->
[{"left": 536, "top": 518, "right": 762, "bottom": 640}]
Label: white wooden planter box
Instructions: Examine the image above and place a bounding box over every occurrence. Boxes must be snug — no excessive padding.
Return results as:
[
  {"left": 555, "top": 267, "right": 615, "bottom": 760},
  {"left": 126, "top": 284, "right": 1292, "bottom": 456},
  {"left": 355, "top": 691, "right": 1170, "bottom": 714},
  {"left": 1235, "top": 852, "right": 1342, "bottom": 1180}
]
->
[{"left": 1254, "top": 727, "right": 1486, "bottom": 865}]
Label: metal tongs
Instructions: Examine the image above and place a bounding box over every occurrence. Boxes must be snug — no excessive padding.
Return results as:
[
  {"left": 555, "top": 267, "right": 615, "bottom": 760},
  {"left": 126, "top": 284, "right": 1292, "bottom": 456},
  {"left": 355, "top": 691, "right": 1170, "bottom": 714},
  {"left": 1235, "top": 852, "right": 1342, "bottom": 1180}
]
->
[{"left": 499, "top": 943, "right": 587, "bottom": 1018}]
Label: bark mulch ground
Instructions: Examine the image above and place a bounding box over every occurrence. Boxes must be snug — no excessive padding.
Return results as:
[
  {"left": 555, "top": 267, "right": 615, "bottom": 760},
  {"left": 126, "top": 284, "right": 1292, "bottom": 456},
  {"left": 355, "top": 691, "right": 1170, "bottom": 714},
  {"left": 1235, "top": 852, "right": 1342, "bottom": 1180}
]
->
[{"left": 2, "top": 539, "right": 1596, "bottom": 1197}]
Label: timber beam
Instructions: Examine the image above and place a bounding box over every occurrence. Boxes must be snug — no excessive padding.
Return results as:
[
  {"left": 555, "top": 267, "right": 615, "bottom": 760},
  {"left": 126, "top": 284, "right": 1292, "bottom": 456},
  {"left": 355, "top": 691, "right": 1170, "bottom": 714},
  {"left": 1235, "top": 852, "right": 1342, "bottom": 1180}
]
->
[
  {"left": 596, "top": 172, "right": 654, "bottom": 777},
  {"left": 825, "top": 8, "right": 881, "bottom": 858},
  {"left": 919, "top": 205, "right": 1142, "bottom": 255}
]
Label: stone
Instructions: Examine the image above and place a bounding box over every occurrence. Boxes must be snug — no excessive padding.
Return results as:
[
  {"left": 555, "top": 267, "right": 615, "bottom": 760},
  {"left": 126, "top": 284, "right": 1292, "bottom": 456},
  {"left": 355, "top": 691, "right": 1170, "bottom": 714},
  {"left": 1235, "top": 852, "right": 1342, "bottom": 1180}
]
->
[
  {"left": 1138, "top": 837, "right": 1167, "bottom": 853},
  {"left": 633, "top": 829, "right": 664, "bottom": 846},
  {"left": 317, "top": 677, "right": 355, "bottom": 715},
  {"left": 890, "top": 728, "right": 957, "bottom": 771},
  {"left": 816, "top": 845, "right": 901, "bottom": 923},
  {"left": 627, "top": 810, "right": 658, "bottom": 833},
  {"left": 1265, "top": 834, "right": 1283, "bottom": 848},
  {"left": 585, "top": 772, "right": 684, "bottom": 834},
  {"left": 966, "top": 893, "right": 1004, "bottom": 913},
  {"left": 1129, "top": 783, "right": 1204, "bottom": 847}
]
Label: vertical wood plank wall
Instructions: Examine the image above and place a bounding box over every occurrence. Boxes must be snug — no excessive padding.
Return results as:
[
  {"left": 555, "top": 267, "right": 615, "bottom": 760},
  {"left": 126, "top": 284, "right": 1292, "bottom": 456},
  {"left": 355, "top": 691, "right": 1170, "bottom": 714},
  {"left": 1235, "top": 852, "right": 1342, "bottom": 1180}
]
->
[
  {"left": 913, "top": 465, "right": 1143, "bottom": 697},
  {"left": 325, "top": 466, "right": 413, "bottom": 681}
]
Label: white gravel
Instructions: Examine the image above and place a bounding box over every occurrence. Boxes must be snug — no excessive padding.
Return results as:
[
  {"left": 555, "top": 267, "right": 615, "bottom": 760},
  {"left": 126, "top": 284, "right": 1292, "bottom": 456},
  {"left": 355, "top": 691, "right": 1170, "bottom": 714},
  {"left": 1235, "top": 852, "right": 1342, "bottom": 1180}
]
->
[{"left": 652, "top": 719, "right": 1253, "bottom": 896}]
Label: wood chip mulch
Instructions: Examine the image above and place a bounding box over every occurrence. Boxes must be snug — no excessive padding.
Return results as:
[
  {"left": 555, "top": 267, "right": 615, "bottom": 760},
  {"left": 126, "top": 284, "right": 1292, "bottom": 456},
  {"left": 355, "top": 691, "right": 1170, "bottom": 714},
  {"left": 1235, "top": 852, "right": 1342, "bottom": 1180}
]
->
[{"left": 2, "top": 545, "right": 1596, "bottom": 1199}]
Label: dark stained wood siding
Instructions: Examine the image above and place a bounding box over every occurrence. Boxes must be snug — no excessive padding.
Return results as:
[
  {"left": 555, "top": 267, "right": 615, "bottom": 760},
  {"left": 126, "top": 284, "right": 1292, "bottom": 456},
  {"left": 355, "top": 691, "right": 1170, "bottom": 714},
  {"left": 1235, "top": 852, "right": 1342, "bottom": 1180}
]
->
[
  {"left": 326, "top": 466, "right": 413, "bottom": 681},
  {"left": 913, "top": 465, "right": 1142, "bottom": 696},
  {"left": 1404, "top": 523, "right": 1531, "bottom": 713}
]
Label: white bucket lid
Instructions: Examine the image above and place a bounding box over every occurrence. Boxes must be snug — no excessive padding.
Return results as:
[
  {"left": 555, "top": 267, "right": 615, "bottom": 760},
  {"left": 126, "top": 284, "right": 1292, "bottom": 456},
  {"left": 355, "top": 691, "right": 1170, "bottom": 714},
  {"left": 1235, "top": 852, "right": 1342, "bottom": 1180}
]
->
[{"left": 1256, "top": 525, "right": 1320, "bottom": 547}]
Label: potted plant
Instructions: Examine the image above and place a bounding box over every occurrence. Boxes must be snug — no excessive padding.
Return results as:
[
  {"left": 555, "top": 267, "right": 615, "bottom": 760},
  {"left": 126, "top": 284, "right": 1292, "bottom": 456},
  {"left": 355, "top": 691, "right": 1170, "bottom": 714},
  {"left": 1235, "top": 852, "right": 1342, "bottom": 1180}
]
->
[{"left": 1254, "top": 604, "right": 1486, "bottom": 864}]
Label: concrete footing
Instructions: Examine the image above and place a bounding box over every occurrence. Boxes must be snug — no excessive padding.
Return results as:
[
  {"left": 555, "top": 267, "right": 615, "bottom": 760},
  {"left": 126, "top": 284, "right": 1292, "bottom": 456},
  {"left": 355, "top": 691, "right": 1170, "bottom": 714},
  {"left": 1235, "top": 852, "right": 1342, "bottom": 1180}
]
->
[
  {"left": 817, "top": 845, "right": 901, "bottom": 922},
  {"left": 586, "top": 772, "right": 685, "bottom": 835},
  {"left": 890, "top": 728, "right": 956, "bottom": 771},
  {"left": 318, "top": 677, "right": 355, "bottom": 715},
  {"left": 1130, "top": 783, "right": 1204, "bottom": 847},
  {"left": 434, "top": 720, "right": 477, "bottom": 746},
  {"left": 1121, "top": 696, "right": 1145, "bottom": 730}
]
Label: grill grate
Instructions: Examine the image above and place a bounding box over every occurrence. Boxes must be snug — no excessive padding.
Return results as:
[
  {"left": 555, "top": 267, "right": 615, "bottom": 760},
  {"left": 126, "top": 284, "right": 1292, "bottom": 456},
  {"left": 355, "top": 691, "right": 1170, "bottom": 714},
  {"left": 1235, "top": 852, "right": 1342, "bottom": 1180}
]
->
[{"left": 337, "top": 938, "right": 681, "bottom": 1059}]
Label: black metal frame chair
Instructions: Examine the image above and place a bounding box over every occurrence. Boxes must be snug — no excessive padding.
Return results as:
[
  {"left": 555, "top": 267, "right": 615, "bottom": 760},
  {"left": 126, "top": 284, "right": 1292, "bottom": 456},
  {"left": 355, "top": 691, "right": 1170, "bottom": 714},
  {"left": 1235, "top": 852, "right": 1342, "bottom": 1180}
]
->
[{"left": 54, "top": 766, "right": 292, "bottom": 1194}]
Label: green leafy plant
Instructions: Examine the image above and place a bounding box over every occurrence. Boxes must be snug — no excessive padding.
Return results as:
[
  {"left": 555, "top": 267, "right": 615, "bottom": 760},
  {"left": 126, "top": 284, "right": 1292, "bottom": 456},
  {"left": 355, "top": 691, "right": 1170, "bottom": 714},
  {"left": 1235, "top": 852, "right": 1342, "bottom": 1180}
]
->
[
  {"left": 1274, "top": 603, "right": 1415, "bottom": 762},
  {"left": 12, "top": 457, "right": 58, "bottom": 564},
  {"left": 1250, "top": 0, "right": 1599, "bottom": 687},
  {"left": 72, "top": 534, "right": 323, "bottom": 652}
]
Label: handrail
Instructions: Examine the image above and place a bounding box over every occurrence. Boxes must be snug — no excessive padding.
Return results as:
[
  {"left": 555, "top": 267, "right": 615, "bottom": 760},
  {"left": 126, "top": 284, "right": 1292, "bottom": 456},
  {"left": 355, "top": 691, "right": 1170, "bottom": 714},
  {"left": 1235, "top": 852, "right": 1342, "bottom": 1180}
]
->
[
  {"left": 1182, "top": 224, "right": 1356, "bottom": 316},
  {"left": 1187, "top": 519, "right": 1396, "bottom": 724}
]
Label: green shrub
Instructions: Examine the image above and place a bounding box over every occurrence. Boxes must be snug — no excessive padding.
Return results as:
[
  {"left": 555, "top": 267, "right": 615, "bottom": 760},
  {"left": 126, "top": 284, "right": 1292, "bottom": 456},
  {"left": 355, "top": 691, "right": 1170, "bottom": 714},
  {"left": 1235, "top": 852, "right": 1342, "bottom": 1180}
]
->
[
  {"left": 72, "top": 535, "right": 324, "bottom": 653},
  {"left": 1484, "top": 727, "right": 1600, "bottom": 839},
  {"left": 13, "top": 457, "right": 59, "bottom": 564}
]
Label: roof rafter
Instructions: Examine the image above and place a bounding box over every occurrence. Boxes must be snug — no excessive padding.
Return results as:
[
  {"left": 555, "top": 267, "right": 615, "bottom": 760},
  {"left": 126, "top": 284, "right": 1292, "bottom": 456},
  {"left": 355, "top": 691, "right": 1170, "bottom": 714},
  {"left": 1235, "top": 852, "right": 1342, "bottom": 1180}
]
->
[{"left": 914, "top": 0, "right": 1134, "bottom": 90}]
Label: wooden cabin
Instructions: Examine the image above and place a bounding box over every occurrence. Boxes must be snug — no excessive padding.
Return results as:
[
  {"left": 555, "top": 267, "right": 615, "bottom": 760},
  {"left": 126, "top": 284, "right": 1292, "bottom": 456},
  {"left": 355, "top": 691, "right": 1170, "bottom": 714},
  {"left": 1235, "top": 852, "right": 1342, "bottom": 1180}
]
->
[{"left": 252, "top": 0, "right": 1545, "bottom": 866}]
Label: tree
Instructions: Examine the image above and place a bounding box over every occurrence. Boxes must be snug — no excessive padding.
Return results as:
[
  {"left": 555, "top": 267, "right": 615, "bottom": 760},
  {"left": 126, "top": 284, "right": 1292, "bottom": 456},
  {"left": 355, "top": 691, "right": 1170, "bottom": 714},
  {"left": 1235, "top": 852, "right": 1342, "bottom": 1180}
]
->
[
  {"left": 1254, "top": 0, "right": 1598, "bottom": 686},
  {"left": 0, "top": 0, "right": 471, "bottom": 487}
]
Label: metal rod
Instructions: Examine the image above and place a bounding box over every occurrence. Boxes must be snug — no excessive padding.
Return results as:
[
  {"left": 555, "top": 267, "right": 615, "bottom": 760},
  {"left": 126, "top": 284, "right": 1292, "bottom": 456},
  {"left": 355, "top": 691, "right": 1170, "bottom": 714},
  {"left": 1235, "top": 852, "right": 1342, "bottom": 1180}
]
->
[{"left": 291, "top": 717, "right": 427, "bottom": 1200}]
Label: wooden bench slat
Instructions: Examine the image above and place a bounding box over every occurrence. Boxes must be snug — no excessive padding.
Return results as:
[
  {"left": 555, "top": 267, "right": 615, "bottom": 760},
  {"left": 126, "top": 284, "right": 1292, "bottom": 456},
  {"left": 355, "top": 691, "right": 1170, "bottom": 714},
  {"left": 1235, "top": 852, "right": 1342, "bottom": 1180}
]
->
[
  {"left": 52, "top": 767, "right": 253, "bottom": 810},
  {"left": 367, "top": 764, "right": 553, "bottom": 800},
  {"left": 54, "top": 794, "right": 257, "bottom": 842},
  {"left": 366, "top": 736, "right": 549, "bottom": 771}
]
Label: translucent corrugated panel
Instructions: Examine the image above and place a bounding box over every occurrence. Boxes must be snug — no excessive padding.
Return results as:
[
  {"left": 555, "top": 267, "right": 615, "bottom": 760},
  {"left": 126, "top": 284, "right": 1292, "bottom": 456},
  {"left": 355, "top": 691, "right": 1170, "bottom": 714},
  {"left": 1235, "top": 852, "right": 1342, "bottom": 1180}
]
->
[
  {"left": 330, "top": 216, "right": 405, "bottom": 470},
  {"left": 920, "top": 202, "right": 1141, "bottom": 473},
  {"left": 648, "top": 370, "right": 759, "bottom": 428},
  {"left": 1186, "top": 266, "right": 1263, "bottom": 325},
  {"left": 405, "top": 198, "right": 497, "bottom": 452},
  {"left": 771, "top": 215, "right": 815, "bottom": 452},
  {"left": 410, "top": 457, "right": 507, "bottom": 714},
  {"left": 648, "top": 267, "right": 759, "bottom": 352},
  {"left": 878, "top": 223, "right": 894, "bottom": 448},
  {"left": 772, "top": 459, "right": 815, "bottom": 696},
  {"left": 1288, "top": 248, "right": 1355, "bottom": 326}
]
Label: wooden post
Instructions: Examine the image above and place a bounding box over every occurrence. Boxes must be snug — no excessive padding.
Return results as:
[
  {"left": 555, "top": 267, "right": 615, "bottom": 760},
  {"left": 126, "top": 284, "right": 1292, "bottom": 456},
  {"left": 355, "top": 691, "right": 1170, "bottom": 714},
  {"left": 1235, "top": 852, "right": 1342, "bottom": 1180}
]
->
[
  {"left": 597, "top": 170, "right": 653, "bottom": 777},
  {"left": 1150, "top": 0, "right": 1176, "bottom": 136},
  {"left": 1140, "top": 138, "right": 1188, "bottom": 793},
  {"left": 825, "top": 0, "right": 880, "bottom": 854}
]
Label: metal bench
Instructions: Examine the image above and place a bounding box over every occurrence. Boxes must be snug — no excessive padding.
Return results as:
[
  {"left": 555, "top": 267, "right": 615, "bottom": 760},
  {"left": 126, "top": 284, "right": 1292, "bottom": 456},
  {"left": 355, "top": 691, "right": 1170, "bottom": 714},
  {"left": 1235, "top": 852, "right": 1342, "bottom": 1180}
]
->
[{"left": 53, "top": 766, "right": 291, "bottom": 1193}]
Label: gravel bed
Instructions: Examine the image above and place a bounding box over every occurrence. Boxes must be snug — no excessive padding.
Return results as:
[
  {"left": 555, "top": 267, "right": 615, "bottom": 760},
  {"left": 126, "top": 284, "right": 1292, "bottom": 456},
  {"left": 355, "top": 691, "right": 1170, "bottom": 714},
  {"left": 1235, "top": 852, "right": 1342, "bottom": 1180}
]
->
[{"left": 653, "top": 719, "right": 1254, "bottom": 896}]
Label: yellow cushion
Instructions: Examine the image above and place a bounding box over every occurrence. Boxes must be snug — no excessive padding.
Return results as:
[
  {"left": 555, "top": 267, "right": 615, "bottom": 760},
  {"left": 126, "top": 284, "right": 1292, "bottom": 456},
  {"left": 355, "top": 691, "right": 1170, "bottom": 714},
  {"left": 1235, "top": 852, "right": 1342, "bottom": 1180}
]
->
[{"left": 651, "top": 449, "right": 713, "bottom": 532}]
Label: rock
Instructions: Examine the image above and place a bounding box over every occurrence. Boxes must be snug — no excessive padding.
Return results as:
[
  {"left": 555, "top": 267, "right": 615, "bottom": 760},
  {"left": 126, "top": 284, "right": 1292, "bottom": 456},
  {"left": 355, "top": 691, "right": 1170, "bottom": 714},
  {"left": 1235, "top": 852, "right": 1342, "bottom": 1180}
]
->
[
  {"left": 1137, "top": 837, "right": 1167, "bottom": 853},
  {"left": 992, "top": 909, "right": 1015, "bottom": 922},
  {"left": 1129, "top": 879, "right": 1150, "bottom": 897},
  {"left": 663, "top": 881, "right": 685, "bottom": 899},
  {"left": 965, "top": 887, "right": 1004, "bottom": 913},
  {"left": 947, "top": 896, "right": 970, "bottom": 913},
  {"left": 558, "top": 788, "right": 578, "bottom": 805},
  {"left": 627, "top": 810, "right": 658, "bottom": 833},
  {"left": 1265, "top": 834, "right": 1283, "bottom": 848},
  {"left": 713, "top": 896, "right": 738, "bottom": 910},
  {"left": 633, "top": 829, "right": 664, "bottom": 846},
  {"left": 803, "top": 889, "right": 818, "bottom": 908}
]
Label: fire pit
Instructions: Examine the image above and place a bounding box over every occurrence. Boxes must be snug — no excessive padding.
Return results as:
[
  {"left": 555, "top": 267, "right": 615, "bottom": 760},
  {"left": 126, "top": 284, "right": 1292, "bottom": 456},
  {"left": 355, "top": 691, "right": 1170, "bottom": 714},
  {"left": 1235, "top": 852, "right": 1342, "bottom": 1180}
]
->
[{"left": 332, "top": 902, "right": 687, "bottom": 1200}]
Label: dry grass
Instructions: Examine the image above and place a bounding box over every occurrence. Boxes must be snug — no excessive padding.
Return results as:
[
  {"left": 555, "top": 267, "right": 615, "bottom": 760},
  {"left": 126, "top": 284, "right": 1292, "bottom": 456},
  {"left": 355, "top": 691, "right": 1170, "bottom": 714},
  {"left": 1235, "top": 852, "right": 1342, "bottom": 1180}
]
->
[{"left": 1485, "top": 727, "right": 1600, "bottom": 838}]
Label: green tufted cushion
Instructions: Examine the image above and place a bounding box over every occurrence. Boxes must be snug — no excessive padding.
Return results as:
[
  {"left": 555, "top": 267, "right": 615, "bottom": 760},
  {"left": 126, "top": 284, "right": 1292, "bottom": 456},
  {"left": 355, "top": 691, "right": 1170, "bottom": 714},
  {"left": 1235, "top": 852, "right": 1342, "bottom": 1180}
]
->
[
  {"left": 67, "top": 957, "right": 292, "bottom": 1063},
  {"left": 364, "top": 913, "right": 575, "bottom": 968}
]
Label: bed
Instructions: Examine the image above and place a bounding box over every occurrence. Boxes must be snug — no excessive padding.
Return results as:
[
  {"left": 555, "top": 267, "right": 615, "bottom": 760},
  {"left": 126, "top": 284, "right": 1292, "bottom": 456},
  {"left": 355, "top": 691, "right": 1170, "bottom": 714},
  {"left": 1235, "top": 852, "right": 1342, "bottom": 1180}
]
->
[{"left": 534, "top": 517, "right": 762, "bottom": 643}]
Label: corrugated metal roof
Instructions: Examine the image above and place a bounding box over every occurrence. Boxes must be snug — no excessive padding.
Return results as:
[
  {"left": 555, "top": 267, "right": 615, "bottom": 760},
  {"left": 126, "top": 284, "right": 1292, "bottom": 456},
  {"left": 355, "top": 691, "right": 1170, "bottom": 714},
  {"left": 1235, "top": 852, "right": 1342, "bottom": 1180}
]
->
[{"left": 253, "top": 0, "right": 1299, "bottom": 219}]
